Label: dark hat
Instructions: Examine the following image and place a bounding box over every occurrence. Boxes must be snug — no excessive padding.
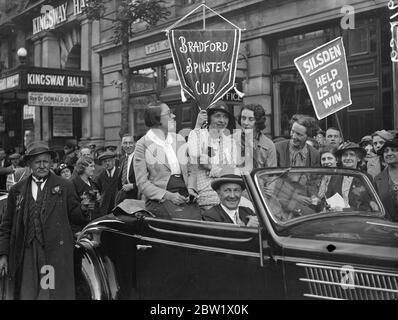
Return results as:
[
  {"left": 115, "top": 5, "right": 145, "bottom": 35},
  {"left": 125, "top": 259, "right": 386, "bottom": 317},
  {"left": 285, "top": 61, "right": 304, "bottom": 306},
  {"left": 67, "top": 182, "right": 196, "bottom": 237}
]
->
[
  {"left": 56, "top": 163, "right": 74, "bottom": 176},
  {"left": 207, "top": 101, "right": 235, "bottom": 126},
  {"left": 24, "top": 141, "right": 57, "bottom": 161},
  {"left": 211, "top": 167, "right": 246, "bottom": 191},
  {"left": 359, "top": 135, "right": 372, "bottom": 148},
  {"left": 105, "top": 142, "right": 118, "bottom": 149},
  {"left": 335, "top": 141, "right": 366, "bottom": 159},
  {"left": 380, "top": 138, "right": 398, "bottom": 154},
  {"left": 95, "top": 145, "right": 106, "bottom": 153},
  {"left": 98, "top": 151, "right": 116, "bottom": 162},
  {"left": 64, "top": 140, "right": 77, "bottom": 148},
  {"left": 86, "top": 142, "right": 97, "bottom": 149},
  {"left": 9, "top": 153, "right": 21, "bottom": 160}
]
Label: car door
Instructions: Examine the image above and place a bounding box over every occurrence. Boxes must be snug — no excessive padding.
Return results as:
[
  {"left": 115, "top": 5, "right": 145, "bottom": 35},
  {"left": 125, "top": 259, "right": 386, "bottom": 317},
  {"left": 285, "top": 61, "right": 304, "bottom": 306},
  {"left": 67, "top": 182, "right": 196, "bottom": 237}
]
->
[{"left": 134, "top": 216, "right": 277, "bottom": 299}]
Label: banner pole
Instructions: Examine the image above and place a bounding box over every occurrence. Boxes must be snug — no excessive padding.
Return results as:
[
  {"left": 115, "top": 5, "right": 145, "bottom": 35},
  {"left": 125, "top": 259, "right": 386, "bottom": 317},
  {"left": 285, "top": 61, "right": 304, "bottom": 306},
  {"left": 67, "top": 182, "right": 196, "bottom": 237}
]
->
[
  {"left": 202, "top": 0, "right": 206, "bottom": 30},
  {"left": 334, "top": 112, "right": 345, "bottom": 142}
]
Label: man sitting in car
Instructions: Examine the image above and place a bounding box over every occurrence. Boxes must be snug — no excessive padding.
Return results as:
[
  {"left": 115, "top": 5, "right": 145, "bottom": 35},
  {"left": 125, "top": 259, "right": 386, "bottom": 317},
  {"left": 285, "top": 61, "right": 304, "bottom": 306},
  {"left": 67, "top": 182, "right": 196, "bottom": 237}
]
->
[{"left": 202, "top": 168, "right": 259, "bottom": 227}]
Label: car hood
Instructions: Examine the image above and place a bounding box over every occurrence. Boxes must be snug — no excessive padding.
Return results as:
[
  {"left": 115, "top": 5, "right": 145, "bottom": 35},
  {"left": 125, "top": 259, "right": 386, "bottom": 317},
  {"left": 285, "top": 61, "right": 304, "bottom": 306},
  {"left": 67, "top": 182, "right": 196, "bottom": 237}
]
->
[{"left": 280, "top": 215, "right": 398, "bottom": 248}]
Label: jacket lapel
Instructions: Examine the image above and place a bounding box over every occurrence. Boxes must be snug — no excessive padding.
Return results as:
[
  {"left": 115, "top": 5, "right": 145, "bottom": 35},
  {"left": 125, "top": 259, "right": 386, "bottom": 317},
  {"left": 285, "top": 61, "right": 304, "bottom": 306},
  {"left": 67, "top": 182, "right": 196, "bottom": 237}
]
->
[
  {"left": 216, "top": 205, "right": 234, "bottom": 223},
  {"left": 42, "top": 173, "right": 59, "bottom": 224},
  {"left": 145, "top": 136, "right": 170, "bottom": 170}
]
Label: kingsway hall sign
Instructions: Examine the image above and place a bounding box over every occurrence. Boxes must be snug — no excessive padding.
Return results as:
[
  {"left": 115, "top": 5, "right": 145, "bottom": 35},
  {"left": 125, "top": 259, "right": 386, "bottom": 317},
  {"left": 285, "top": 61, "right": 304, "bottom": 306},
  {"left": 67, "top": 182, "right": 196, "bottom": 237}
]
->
[
  {"left": 0, "top": 67, "right": 90, "bottom": 94},
  {"left": 32, "top": 0, "right": 87, "bottom": 35}
]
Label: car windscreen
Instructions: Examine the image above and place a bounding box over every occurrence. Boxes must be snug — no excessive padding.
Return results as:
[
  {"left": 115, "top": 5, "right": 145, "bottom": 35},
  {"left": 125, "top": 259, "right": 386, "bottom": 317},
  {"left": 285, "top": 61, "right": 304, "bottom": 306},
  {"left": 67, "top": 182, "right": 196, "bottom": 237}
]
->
[{"left": 254, "top": 168, "right": 384, "bottom": 226}]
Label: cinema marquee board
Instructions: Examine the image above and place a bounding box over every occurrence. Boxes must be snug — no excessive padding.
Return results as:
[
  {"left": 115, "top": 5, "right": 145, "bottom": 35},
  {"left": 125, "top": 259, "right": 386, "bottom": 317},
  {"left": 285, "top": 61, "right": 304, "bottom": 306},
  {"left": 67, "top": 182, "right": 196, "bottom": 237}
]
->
[{"left": 0, "top": 67, "right": 91, "bottom": 94}]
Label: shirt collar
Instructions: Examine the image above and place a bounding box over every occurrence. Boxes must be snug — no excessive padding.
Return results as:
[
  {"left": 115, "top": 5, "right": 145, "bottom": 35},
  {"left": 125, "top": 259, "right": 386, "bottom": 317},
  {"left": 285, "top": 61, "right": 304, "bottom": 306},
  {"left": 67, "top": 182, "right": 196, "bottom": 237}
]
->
[
  {"left": 220, "top": 204, "right": 239, "bottom": 224},
  {"left": 32, "top": 175, "right": 48, "bottom": 183},
  {"left": 147, "top": 129, "right": 172, "bottom": 147},
  {"left": 289, "top": 139, "right": 307, "bottom": 152}
]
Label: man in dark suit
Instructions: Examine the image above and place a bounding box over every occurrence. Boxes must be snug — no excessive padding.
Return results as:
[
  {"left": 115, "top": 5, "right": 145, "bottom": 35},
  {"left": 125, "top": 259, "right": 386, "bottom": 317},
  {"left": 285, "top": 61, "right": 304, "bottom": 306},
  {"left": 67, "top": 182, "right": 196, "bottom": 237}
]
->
[
  {"left": 115, "top": 134, "right": 139, "bottom": 205},
  {"left": 0, "top": 147, "right": 13, "bottom": 190},
  {"left": 202, "top": 168, "right": 259, "bottom": 227},
  {"left": 0, "top": 141, "right": 85, "bottom": 299},
  {"left": 275, "top": 115, "right": 320, "bottom": 168},
  {"left": 95, "top": 151, "right": 120, "bottom": 216}
]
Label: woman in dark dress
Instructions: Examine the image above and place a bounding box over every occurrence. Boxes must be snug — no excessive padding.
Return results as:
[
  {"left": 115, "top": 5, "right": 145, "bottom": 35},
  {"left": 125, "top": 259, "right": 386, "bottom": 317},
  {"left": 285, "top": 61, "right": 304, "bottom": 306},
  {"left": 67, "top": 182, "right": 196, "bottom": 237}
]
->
[{"left": 71, "top": 157, "right": 101, "bottom": 233}]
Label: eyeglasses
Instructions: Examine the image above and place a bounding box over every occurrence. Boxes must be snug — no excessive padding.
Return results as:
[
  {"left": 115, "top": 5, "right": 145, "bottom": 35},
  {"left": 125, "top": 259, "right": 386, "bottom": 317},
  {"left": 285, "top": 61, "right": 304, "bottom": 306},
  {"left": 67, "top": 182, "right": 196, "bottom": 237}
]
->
[{"left": 160, "top": 110, "right": 173, "bottom": 117}]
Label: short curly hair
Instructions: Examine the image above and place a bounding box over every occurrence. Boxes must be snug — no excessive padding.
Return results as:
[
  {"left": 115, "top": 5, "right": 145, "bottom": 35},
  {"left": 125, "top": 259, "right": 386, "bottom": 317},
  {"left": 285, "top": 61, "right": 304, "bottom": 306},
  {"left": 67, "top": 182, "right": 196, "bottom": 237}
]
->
[
  {"left": 238, "top": 104, "right": 267, "bottom": 131},
  {"left": 289, "top": 114, "right": 318, "bottom": 137},
  {"left": 75, "top": 156, "right": 94, "bottom": 176}
]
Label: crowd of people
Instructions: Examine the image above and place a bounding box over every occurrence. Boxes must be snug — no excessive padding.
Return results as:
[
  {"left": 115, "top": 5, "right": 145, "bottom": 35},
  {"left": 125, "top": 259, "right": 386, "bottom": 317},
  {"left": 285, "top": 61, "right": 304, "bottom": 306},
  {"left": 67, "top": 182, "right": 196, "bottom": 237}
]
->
[{"left": 0, "top": 98, "right": 398, "bottom": 299}]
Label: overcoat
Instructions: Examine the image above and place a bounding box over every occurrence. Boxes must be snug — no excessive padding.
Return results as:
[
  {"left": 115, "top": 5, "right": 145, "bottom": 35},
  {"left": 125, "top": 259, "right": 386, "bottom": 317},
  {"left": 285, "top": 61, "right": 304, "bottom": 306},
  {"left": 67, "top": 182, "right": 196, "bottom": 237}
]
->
[
  {"left": 374, "top": 168, "right": 397, "bottom": 222},
  {"left": 0, "top": 172, "right": 83, "bottom": 299},
  {"left": 95, "top": 167, "right": 120, "bottom": 216}
]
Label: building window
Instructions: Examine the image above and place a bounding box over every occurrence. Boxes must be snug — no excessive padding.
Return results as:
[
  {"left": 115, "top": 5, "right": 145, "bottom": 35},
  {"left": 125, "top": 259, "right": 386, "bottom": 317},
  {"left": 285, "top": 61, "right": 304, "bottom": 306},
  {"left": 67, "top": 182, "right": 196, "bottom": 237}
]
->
[
  {"left": 346, "top": 18, "right": 377, "bottom": 57},
  {"left": 348, "top": 27, "right": 368, "bottom": 56},
  {"left": 277, "top": 30, "right": 328, "bottom": 68},
  {"left": 163, "top": 63, "right": 179, "bottom": 88},
  {"left": 130, "top": 67, "right": 157, "bottom": 93}
]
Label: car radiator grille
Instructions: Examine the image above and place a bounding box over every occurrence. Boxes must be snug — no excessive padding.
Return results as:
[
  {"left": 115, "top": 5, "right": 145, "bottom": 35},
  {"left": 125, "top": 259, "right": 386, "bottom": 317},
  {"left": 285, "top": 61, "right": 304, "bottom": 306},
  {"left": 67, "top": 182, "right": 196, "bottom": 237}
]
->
[{"left": 297, "top": 263, "right": 398, "bottom": 300}]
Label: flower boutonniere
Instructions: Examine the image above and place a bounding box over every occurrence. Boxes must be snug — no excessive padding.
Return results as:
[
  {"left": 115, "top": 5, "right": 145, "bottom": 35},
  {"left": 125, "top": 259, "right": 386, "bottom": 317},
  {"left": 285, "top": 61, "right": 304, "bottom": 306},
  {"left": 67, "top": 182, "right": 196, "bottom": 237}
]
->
[{"left": 51, "top": 185, "right": 62, "bottom": 196}]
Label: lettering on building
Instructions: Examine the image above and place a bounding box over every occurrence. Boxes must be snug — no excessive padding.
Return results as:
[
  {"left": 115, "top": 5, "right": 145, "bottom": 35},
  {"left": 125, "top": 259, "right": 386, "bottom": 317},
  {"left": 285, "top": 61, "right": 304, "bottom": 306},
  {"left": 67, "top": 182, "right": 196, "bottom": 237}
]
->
[
  {"left": 73, "top": 0, "right": 86, "bottom": 16},
  {"left": 0, "top": 74, "right": 19, "bottom": 92},
  {"left": 32, "top": 3, "right": 68, "bottom": 35},
  {"left": 27, "top": 73, "right": 85, "bottom": 88},
  {"left": 145, "top": 40, "right": 170, "bottom": 55}
]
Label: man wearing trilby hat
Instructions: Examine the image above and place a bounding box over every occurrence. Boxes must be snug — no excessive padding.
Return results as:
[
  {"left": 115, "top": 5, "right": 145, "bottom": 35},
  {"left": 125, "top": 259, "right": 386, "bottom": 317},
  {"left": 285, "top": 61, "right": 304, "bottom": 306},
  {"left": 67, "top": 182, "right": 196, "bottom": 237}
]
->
[
  {"left": 202, "top": 167, "right": 259, "bottom": 227},
  {"left": 95, "top": 151, "right": 120, "bottom": 217},
  {"left": 0, "top": 141, "right": 85, "bottom": 299}
]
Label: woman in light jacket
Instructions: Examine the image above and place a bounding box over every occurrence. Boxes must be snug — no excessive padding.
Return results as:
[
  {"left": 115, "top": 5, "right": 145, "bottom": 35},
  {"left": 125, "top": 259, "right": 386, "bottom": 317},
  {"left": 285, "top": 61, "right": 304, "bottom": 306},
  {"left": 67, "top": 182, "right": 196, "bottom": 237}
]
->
[{"left": 133, "top": 100, "right": 201, "bottom": 219}]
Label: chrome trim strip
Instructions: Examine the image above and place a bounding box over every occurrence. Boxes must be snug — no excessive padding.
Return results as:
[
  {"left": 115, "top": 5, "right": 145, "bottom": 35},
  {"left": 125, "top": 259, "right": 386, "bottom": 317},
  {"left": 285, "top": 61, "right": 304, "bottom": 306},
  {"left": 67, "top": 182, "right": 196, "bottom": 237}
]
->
[
  {"left": 80, "top": 225, "right": 260, "bottom": 259},
  {"left": 136, "top": 235, "right": 261, "bottom": 259},
  {"left": 299, "top": 278, "right": 398, "bottom": 293},
  {"left": 296, "top": 263, "right": 398, "bottom": 277},
  {"left": 303, "top": 293, "right": 345, "bottom": 300},
  {"left": 148, "top": 224, "right": 255, "bottom": 243},
  {"left": 366, "top": 221, "right": 398, "bottom": 229}
]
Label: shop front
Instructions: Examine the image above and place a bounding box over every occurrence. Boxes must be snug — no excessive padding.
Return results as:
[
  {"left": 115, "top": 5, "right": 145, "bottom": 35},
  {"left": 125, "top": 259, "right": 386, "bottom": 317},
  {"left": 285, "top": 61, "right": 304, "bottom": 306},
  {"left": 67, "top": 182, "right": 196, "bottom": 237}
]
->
[{"left": 0, "top": 65, "right": 90, "bottom": 155}]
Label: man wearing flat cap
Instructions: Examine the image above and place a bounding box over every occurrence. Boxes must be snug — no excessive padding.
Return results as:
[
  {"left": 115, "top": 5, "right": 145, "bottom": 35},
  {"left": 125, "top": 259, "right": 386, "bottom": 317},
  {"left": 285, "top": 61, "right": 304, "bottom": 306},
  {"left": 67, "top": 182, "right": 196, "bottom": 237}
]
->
[
  {"left": 202, "top": 168, "right": 259, "bottom": 227},
  {"left": 94, "top": 151, "right": 120, "bottom": 216},
  {"left": 0, "top": 141, "right": 85, "bottom": 299}
]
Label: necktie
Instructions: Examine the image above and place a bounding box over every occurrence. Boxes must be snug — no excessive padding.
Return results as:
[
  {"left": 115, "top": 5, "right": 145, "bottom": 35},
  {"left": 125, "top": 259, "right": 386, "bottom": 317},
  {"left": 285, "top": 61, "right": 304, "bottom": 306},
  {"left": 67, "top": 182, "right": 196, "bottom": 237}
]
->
[
  {"left": 234, "top": 210, "right": 244, "bottom": 226},
  {"left": 107, "top": 169, "right": 112, "bottom": 178},
  {"left": 121, "top": 157, "right": 128, "bottom": 184},
  {"left": 35, "top": 180, "right": 43, "bottom": 201}
]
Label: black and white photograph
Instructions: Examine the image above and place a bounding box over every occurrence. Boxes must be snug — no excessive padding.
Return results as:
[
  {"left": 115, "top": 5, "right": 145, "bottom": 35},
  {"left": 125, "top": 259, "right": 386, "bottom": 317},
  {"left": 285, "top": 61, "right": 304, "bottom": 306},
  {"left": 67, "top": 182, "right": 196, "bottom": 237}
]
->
[{"left": 0, "top": 0, "right": 397, "bottom": 307}]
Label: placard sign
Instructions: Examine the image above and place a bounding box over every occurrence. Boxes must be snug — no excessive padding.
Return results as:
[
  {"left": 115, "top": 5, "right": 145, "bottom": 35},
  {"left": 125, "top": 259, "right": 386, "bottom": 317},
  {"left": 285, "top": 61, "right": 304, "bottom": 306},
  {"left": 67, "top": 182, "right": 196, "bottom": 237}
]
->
[
  {"left": 28, "top": 92, "right": 88, "bottom": 107},
  {"left": 294, "top": 37, "right": 351, "bottom": 120},
  {"left": 168, "top": 29, "right": 241, "bottom": 109}
]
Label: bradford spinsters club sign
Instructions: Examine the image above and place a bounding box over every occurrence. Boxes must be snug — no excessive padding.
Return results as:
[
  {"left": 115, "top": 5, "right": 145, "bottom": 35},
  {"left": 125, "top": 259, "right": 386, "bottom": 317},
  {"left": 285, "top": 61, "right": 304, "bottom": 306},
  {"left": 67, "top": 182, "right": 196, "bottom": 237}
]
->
[
  {"left": 294, "top": 37, "right": 351, "bottom": 120},
  {"left": 168, "top": 29, "right": 241, "bottom": 109}
]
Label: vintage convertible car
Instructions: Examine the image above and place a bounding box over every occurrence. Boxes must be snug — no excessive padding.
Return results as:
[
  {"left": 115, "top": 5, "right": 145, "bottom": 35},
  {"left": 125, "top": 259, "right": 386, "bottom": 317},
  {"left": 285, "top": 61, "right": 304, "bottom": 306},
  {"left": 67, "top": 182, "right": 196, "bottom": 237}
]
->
[{"left": 74, "top": 167, "right": 398, "bottom": 300}]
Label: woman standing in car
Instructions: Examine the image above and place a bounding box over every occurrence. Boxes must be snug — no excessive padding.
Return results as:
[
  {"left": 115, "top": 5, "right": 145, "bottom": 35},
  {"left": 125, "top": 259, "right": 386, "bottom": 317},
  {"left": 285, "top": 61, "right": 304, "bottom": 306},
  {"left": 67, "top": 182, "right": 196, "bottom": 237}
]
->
[
  {"left": 134, "top": 101, "right": 201, "bottom": 219},
  {"left": 188, "top": 101, "right": 239, "bottom": 210},
  {"left": 236, "top": 104, "right": 277, "bottom": 170}
]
